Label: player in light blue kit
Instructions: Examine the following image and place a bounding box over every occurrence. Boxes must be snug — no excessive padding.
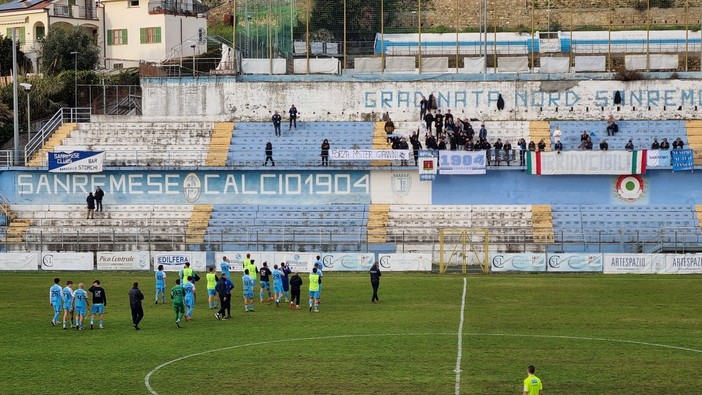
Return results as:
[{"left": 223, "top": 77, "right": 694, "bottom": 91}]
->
[
  {"left": 155, "top": 264, "right": 166, "bottom": 304},
  {"left": 183, "top": 276, "right": 196, "bottom": 321},
  {"left": 62, "top": 280, "right": 74, "bottom": 329},
  {"left": 242, "top": 269, "right": 255, "bottom": 312},
  {"left": 272, "top": 264, "right": 284, "bottom": 307},
  {"left": 49, "top": 278, "right": 62, "bottom": 326},
  {"left": 73, "top": 283, "right": 89, "bottom": 330},
  {"left": 220, "top": 256, "right": 231, "bottom": 279}
]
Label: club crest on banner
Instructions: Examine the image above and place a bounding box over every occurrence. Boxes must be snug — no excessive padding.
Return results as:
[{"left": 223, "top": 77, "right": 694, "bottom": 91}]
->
[
  {"left": 391, "top": 173, "right": 411, "bottom": 196},
  {"left": 615, "top": 175, "right": 645, "bottom": 202},
  {"left": 182, "top": 173, "right": 202, "bottom": 203}
]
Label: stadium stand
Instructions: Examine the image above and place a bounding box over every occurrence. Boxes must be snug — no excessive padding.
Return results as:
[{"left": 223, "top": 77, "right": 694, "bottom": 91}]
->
[
  {"left": 553, "top": 120, "right": 687, "bottom": 151},
  {"left": 551, "top": 204, "right": 702, "bottom": 252},
  {"left": 204, "top": 204, "right": 370, "bottom": 252},
  {"left": 227, "top": 122, "right": 374, "bottom": 167},
  {"left": 2, "top": 205, "right": 196, "bottom": 251},
  {"left": 686, "top": 120, "right": 702, "bottom": 166},
  {"left": 47, "top": 122, "right": 218, "bottom": 167}
]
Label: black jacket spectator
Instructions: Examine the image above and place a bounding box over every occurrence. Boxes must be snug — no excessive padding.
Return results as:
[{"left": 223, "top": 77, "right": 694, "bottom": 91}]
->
[
  {"left": 528, "top": 140, "right": 536, "bottom": 151},
  {"left": 651, "top": 139, "right": 660, "bottom": 149},
  {"left": 625, "top": 140, "right": 634, "bottom": 151},
  {"left": 424, "top": 113, "right": 434, "bottom": 133},
  {"left": 673, "top": 138, "right": 685, "bottom": 149},
  {"left": 537, "top": 140, "right": 546, "bottom": 152},
  {"left": 660, "top": 139, "right": 670, "bottom": 150},
  {"left": 600, "top": 140, "right": 609, "bottom": 151},
  {"left": 320, "top": 139, "right": 330, "bottom": 166},
  {"left": 290, "top": 274, "right": 303, "bottom": 292}
]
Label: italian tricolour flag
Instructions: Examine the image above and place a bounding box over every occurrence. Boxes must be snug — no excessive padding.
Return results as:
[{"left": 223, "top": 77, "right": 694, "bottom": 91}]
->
[{"left": 526, "top": 150, "right": 647, "bottom": 175}]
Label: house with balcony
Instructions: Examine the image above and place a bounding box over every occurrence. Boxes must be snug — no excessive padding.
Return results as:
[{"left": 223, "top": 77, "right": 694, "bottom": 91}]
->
[
  {"left": 0, "top": 0, "right": 207, "bottom": 72},
  {"left": 101, "top": 0, "right": 207, "bottom": 69},
  {"left": 0, "top": 0, "right": 101, "bottom": 71}
]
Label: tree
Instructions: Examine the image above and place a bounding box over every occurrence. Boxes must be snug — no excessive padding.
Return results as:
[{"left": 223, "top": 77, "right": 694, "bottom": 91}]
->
[
  {"left": 309, "top": 0, "right": 399, "bottom": 42},
  {"left": 0, "top": 36, "right": 31, "bottom": 75},
  {"left": 40, "top": 26, "right": 99, "bottom": 75}
]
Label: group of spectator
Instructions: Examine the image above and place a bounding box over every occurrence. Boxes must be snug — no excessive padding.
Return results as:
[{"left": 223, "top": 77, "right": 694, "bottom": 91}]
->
[{"left": 575, "top": 132, "right": 687, "bottom": 151}]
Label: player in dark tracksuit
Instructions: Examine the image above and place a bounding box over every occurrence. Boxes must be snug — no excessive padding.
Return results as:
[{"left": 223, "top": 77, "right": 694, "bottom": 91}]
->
[
  {"left": 370, "top": 262, "right": 381, "bottom": 303},
  {"left": 289, "top": 272, "right": 303, "bottom": 310}
]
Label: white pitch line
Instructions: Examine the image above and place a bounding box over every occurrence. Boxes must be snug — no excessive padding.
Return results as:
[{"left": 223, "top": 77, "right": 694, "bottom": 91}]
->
[{"left": 454, "top": 277, "right": 467, "bottom": 395}]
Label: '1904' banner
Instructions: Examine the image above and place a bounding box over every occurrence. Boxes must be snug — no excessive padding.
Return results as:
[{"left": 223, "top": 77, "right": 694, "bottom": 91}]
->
[
  {"left": 439, "top": 151, "right": 486, "bottom": 175},
  {"left": 48, "top": 151, "right": 105, "bottom": 173}
]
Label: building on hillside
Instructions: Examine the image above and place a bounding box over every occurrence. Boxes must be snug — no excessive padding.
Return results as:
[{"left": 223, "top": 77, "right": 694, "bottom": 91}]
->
[
  {"left": 0, "top": 0, "right": 101, "bottom": 72},
  {"left": 0, "top": 0, "right": 208, "bottom": 72},
  {"left": 101, "top": 0, "right": 208, "bottom": 69}
]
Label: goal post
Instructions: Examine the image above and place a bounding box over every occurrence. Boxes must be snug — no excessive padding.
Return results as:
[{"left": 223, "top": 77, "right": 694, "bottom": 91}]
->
[{"left": 438, "top": 229, "right": 489, "bottom": 274}]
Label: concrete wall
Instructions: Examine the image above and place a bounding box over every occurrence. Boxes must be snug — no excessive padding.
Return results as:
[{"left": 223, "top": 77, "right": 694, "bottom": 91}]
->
[{"left": 142, "top": 76, "right": 702, "bottom": 122}]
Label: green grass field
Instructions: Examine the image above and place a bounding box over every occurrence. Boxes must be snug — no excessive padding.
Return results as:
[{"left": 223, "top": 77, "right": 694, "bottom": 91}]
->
[{"left": 1, "top": 272, "right": 701, "bottom": 394}]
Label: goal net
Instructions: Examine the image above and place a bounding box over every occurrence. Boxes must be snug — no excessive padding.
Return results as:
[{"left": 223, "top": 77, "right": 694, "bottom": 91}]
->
[{"left": 438, "top": 229, "right": 489, "bottom": 274}]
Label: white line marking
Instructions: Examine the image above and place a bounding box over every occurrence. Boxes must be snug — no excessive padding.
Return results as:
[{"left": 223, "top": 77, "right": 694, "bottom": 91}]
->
[
  {"left": 454, "top": 277, "right": 467, "bottom": 395},
  {"left": 144, "top": 331, "right": 702, "bottom": 395}
]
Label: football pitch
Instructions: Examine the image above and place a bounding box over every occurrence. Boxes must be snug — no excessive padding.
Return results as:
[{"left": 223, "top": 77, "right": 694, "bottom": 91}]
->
[{"left": 2, "top": 272, "right": 701, "bottom": 394}]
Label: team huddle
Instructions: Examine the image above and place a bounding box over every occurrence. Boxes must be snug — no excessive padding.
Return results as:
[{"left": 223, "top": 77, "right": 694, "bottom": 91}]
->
[
  {"left": 50, "top": 254, "right": 324, "bottom": 330},
  {"left": 49, "top": 278, "right": 107, "bottom": 330}
]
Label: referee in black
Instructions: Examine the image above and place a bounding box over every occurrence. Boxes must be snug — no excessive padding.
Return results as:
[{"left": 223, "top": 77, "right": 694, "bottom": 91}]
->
[{"left": 370, "top": 262, "right": 381, "bottom": 303}]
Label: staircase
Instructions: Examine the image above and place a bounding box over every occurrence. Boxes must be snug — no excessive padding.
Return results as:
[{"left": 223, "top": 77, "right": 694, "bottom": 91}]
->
[
  {"left": 532, "top": 205, "right": 555, "bottom": 243},
  {"left": 27, "top": 123, "right": 77, "bottom": 167},
  {"left": 206, "top": 122, "right": 234, "bottom": 166},
  {"left": 367, "top": 204, "right": 390, "bottom": 243},
  {"left": 186, "top": 205, "right": 213, "bottom": 244},
  {"left": 371, "top": 122, "right": 392, "bottom": 167},
  {"left": 530, "top": 121, "right": 551, "bottom": 151},
  {"left": 685, "top": 120, "right": 702, "bottom": 166}
]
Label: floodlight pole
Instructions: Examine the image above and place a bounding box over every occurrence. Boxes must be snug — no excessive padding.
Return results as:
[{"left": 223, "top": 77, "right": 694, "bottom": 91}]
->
[{"left": 12, "top": 28, "right": 20, "bottom": 165}]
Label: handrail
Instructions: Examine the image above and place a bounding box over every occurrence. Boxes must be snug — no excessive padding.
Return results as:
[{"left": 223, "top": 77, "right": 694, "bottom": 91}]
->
[
  {"left": 24, "top": 108, "right": 91, "bottom": 164},
  {"left": 0, "top": 192, "right": 10, "bottom": 225}
]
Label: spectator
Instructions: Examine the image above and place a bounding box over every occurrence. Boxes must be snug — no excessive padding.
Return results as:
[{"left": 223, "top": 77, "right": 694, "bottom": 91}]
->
[
  {"left": 503, "top": 140, "right": 513, "bottom": 166},
  {"left": 660, "top": 138, "right": 670, "bottom": 150},
  {"left": 517, "top": 138, "right": 527, "bottom": 166},
  {"left": 464, "top": 121, "right": 474, "bottom": 141},
  {"left": 419, "top": 95, "right": 428, "bottom": 120},
  {"left": 553, "top": 125, "right": 562, "bottom": 144},
  {"left": 449, "top": 131, "right": 457, "bottom": 151},
  {"left": 264, "top": 141, "right": 275, "bottom": 166},
  {"left": 528, "top": 140, "right": 536, "bottom": 152},
  {"left": 434, "top": 110, "right": 444, "bottom": 136},
  {"left": 554, "top": 140, "right": 563, "bottom": 153},
  {"left": 493, "top": 139, "right": 504, "bottom": 165},
  {"left": 456, "top": 130, "right": 466, "bottom": 151},
  {"left": 673, "top": 138, "right": 685, "bottom": 149},
  {"left": 600, "top": 139, "right": 609, "bottom": 151},
  {"left": 320, "top": 139, "right": 330, "bottom": 166},
  {"left": 606, "top": 115, "right": 618, "bottom": 136},
  {"left": 493, "top": 138, "right": 504, "bottom": 150},
  {"left": 444, "top": 109, "right": 454, "bottom": 131},
  {"left": 437, "top": 136, "right": 447, "bottom": 150},
  {"left": 479, "top": 124, "right": 488, "bottom": 140},
  {"left": 396, "top": 137, "right": 410, "bottom": 166},
  {"left": 428, "top": 93, "right": 437, "bottom": 110},
  {"left": 423, "top": 112, "right": 434, "bottom": 134},
  {"left": 651, "top": 138, "right": 660, "bottom": 149},
  {"left": 537, "top": 139, "right": 546, "bottom": 152},
  {"left": 580, "top": 131, "right": 589, "bottom": 143},
  {"left": 425, "top": 134, "right": 438, "bottom": 150},
  {"left": 410, "top": 131, "right": 422, "bottom": 165},
  {"left": 465, "top": 139, "right": 474, "bottom": 151},
  {"left": 94, "top": 186, "right": 104, "bottom": 212},
  {"left": 288, "top": 104, "right": 298, "bottom": 130},
  {"left": 625, "top": 139, "right": 634, "bottom": 151},
  {"left": 86, "top": 192, "right": 95, "bottom": 219},
  {"left": 481, "top": 139, "right": 492, "bottom": 166},
  {"left": 272, "top": 111, "right": 282, "bottom": 137},
  {"left": 584, "top": 137, "right": 593, "bottom": 150}
]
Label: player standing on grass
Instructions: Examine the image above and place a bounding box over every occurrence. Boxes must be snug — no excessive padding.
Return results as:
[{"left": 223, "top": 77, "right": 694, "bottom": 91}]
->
[
  {"left": 49, "top": 278, "right": 62, "bottom": 326},
  {"left": 183, "top": 276, "right": 196, "bottom": 321},
  {"left": 155, "top": 264, "right": 166, "bottom": 304},
  {"left": 242, "top": 269, "right": 255, "bottom": 312},
  {"left": 281, "top": 262, "right": 291, "bottom": 301},
  {"left": 259, "top": 262, "right": 273, "bottom": 302},
  {"left": 73, "top": 283, "right": 89, "bottom": 330},
  {"left": 289, "top": 271, "right": 302, "bottom": 310},
  {"left": 220, "top": 256, "right": 231, "bottom": 279},
  {"left": 171, "top": 279, "right": 185, "bottom": 328},
  {"left": 180, "top": 261, "right": 194, "bottom": 284},
  {"left": 272, "top": 264, "right": 284, "bottom": 307},
  {"left": 206, "top": 267, "right": 219, "bottom": 309},
  {"left": 215, "top": 273, "right": 234, "bottom": 320},
  {"left": 88, "top": 280, "right": 107, "bottom": 329},
  {"left": 62, "top": 281, "right": 74, "bottom": 329},
  {"left": 312, "top": 261, "right": 324, "bottom": 303},
  {"left": 308, "top": 267, "right": 321, "bottom": 313},
  {"left": 523, "top": 365, "right": 544, "bottom": 395}
]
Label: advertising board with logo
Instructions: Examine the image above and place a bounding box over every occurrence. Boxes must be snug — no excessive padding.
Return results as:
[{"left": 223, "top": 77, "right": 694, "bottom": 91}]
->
[
  {"left": 376, "top": 253, "right": 432, "bottom": 271},
  {"left": 152, "top": 252, "right": 206, "bottom": 272},
  {"left": 490, "top": 253, "right": 546, "bottom": 272},
  {"left": 41, "top": 252, "right": 93, "bottom": 271},
  {"left": 602, "top": 254, "right": 659, "bottom": 274},
  {"left": 0, "top": 253, "right": 40, "bottom": 271},
  {"left": 660, "top": 254, "right": 702, "bottom": 274},
  {"left": 97, "top": 252, "right": 150, "bottom": 270},
  {"left": 546, "top": 253, "right": 603, "bottom": 272},
  {"left": 321, "top": 253, "right": 375, "bottom": 271}
]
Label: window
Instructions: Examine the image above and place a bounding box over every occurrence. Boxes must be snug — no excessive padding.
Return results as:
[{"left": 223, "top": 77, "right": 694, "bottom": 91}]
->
[
  {"left": 129, "top": 0, "right": 139, "bottom": 6},
  {"left": 5, "top": 27, "right": 26, "bottom": 44},
  {"left": 35, "top": 26, "right": 45, "bottom": 40},
  {"left": 140, "top": 27, "right": 161, "bottom": 44},
  {"left": 107, "top": 29, "right": 128, "bottom": 46}
]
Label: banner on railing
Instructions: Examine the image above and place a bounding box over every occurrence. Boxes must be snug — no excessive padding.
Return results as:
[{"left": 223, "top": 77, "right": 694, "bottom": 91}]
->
[
  {"left": 660, "top": 254, "right": 702, "bottom": 274},
  {"left": 330, "top": 149, "right": 410, "bottom": 161},
  {"left": 48, "top": 151, "right": 105, "bottom": 173},
  {"left": 547, "top": 253, "right": 603, "bottom": 272},
  {"left": 439, "top": 151, "right": 486, "bottom": 175},
  {"left": 418, "top": 150, "right": 438, "bottom": 181},
  {"left": 321, "top": 253, "right": 375, "bottom": 271},
  {"left": 490, "top": 253, "right": 546, "bottom": 272},
  {"left": 0, "top": 252, "right": 39, "bottom": 270},
  {"left": 527, "top": 150, "right": 647, "bottom": 175},
  {"left": 41, "top": 252, "right": 93, "bottom": 270},
  {"left": 97, "top": 251, "right": 150, "bottom": 271},
  {"left": 152, "top": 252, "right": 206, "bottom": 272},
  {"left": 602, "top": 253, "right": 659, "bottom": 274},
  {"left": 671, "top": 149, "right": 694, "bottom": 172},
  {"left": 377, "top": 253, "right": 432, "bottom": 271},
  {"left": 646, "top": 150, "right": 671, "bottom": 168}
]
